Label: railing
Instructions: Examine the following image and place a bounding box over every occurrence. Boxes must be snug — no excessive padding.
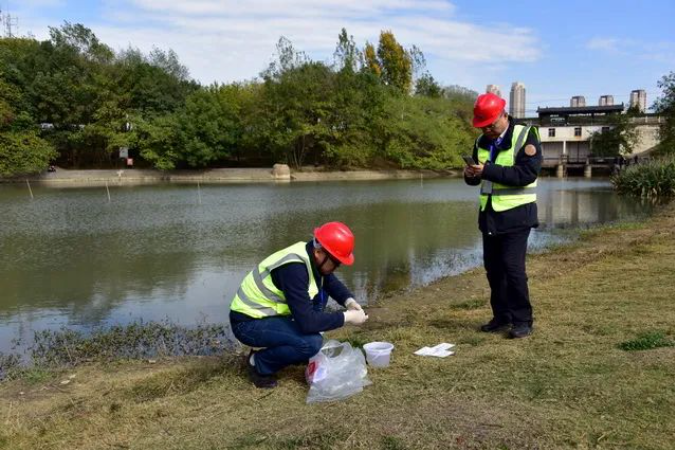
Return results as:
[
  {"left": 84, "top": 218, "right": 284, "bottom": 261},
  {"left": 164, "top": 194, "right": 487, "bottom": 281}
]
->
[{"left": 542, "top": 155, "right": 651, "bottom": 166}]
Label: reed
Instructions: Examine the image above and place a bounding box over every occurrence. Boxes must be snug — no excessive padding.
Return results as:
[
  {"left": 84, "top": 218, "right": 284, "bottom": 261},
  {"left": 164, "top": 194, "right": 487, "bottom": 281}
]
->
[{"left": 612, "top": 156, "right": 675, "bottom": 199}]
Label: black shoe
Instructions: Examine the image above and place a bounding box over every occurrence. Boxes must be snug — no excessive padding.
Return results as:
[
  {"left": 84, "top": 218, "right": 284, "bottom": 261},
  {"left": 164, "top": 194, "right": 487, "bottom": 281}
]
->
[
  {"left": 479, "top": 319, "right": 511, "bottom": 333},
  {"left": 509, "top": 324, "right": 533, "bottom": 339},
  {"left": 246, "top": 351, "right": 277, "bottom": 389}
]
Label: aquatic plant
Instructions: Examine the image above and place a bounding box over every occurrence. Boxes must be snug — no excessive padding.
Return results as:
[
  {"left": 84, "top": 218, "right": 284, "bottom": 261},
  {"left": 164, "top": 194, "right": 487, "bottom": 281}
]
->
[{"left": 612, "top": 157, "right": 675, "bottom": 199}]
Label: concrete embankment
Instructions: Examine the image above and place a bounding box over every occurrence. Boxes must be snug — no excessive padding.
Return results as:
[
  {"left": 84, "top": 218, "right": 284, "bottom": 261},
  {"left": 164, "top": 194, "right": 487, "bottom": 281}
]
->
[{"left": 1, "top": 164, "right": 454, "bottom": 186}]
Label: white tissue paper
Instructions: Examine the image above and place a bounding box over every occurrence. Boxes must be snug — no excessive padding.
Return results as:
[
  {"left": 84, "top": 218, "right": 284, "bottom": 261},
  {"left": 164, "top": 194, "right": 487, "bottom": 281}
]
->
[{"left": 414, "top": 343, "right": 455, "bottom": 358}]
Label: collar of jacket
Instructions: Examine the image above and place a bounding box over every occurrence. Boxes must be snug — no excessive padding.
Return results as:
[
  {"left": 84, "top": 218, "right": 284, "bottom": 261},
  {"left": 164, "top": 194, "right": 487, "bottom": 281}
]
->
[
  {"left": 477, "top": 116, "right": 516, "bottom": 151},
  {"left": 305, "top": 240, "right": 323, "bottom": 288}
]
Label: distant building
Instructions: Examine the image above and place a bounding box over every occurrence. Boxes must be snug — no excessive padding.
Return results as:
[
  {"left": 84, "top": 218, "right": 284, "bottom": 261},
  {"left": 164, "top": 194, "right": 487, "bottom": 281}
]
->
[
  {"left": 598, "top": 95, "right": 614, "bottom": 106},
  {"left": 486, "top": 84, "right": 502, "bottom": 98},
  {"left": 570, "top": 96, "right": 586, "bottom": 107},
  {"left": 509, "top": 82, "right": 526, "bottom": 119},
  {"left": 630, "top": 89, "right": 647, "bottom": 112},
  {"left": 525, "top": 103, "right": 659, "bottom": 163}
]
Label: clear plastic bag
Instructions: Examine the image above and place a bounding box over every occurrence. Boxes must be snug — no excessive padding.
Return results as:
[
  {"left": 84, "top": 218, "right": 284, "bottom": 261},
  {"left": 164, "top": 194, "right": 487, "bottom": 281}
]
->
[{"left": 305, "top": 340, "right": 371, "bottom": 404}]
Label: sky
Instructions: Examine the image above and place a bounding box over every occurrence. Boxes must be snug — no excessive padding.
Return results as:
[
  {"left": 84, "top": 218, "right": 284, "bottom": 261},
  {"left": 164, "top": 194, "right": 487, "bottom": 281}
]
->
[{"left": 4, "top": 0, "right": 674, "bottom": 114}]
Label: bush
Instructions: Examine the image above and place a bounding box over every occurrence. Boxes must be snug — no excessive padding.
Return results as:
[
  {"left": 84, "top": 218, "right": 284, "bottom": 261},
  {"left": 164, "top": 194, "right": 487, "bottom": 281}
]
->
[
  {"left": 0, "top": 130, "right": 57, "bottom": 177},
  {"left": 0, "top": 352, "right": 22, "bottom": 381},
  {"left": 612, "top": 157, "right": 675, "bottom": 199}
]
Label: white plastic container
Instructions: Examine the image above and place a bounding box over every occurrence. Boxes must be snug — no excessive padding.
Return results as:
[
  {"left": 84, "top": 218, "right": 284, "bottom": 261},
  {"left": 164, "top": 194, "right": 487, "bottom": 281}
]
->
[{"left": 363, "top": 342, "right": 395, "bottom": 368}]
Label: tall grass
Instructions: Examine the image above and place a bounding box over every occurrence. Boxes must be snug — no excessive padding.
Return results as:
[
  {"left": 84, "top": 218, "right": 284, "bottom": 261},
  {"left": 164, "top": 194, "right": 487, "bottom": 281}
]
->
[{"left": 612, "top": 156, "right": 675, "bottom": 199}]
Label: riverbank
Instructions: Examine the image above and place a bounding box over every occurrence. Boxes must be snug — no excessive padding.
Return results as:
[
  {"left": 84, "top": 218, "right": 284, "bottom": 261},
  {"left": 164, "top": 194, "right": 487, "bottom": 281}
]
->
[
  {"left": 2, "top": 204, "right": 675, "bottom": 449},
  {"left": 0, "top": 165, "right": 452, "bottom": 187}
]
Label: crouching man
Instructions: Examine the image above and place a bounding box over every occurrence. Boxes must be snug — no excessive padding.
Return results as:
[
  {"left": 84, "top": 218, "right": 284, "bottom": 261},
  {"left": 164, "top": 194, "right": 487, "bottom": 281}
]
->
[{"left": 229, "top": 222, "right": 368, "bottom": 388}]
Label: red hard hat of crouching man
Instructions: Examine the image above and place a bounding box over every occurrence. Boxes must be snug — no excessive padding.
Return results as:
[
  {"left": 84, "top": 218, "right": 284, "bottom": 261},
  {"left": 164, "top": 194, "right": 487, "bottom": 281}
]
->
[{"left": 313, "top": 222, "right": 355, "bottom": 266}]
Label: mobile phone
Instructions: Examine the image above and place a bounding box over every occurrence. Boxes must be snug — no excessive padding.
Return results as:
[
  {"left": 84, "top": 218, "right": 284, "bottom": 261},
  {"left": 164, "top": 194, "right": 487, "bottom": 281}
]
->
[{"left": 462, "top": 155, "right": 477, "bottom": 166}]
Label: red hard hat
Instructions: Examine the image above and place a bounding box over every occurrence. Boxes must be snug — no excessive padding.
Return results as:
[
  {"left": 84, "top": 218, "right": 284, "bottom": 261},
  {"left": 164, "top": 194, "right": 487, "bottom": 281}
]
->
[
  {"left": 313, "top": 222, "right": 355, "bottom": 265},
  {"left": 473, "top": 93, "right": 506, "bottom": 128}
]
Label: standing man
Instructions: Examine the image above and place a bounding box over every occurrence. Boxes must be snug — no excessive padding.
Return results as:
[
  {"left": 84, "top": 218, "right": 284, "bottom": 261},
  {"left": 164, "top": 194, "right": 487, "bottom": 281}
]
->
[
  {"left": 229, "top": 222, "right": 368, "bottom": 388},
  {"left": 464, "top": 93, "right": 542, "bottom": 339}
]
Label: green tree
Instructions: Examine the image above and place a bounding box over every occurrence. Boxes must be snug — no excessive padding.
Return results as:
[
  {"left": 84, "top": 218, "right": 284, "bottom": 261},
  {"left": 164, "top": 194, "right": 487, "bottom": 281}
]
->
[
  {"left": 116, "top": 47, "right": 198, "bottom": 115},
  {"left": 260, "top": 62, "right": 335, "bottom": 167},
  {"left": 0, "top": 79, "right": 56, "bottom": 176},
  {"left": 333, "top": 28, "right": 361, "bottom": 73},
  {"left": 0, "top": 130, "right": 58, "bottom": 176},
  {"left": 654, "top": 71, "right": 675, "bottom": 155},
  {"left": 415, "top": 73, "right": 443, "bottom": 98},
  {"left": 376, "top": 95, "right": 475, "bottom": 169},
  {"left": 589, "top": 112, "right": 639, "bottom": 157},
  {"left": 323, "top": 70, "right": 386, "bottom": 167}
]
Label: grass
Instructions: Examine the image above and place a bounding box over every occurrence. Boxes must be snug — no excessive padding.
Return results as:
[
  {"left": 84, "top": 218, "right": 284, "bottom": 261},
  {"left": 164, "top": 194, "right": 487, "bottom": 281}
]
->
[
  {"left": 1, "top": 204, "right": 675, "bottom": 449},
  {"left": 619, "top": 331, "right": 675, "bottom": 351}
]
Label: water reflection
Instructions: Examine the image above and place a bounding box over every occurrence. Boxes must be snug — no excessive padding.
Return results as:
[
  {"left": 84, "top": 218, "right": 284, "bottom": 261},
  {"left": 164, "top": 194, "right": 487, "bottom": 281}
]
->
[{"left": 0, "top": 178, "right": 653, "bottom": 351}]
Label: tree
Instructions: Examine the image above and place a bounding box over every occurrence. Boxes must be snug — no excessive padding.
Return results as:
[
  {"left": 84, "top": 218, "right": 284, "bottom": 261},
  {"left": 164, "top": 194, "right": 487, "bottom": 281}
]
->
[
  {"left": 415, "top": 73, "right": 443, "bottom": 98},
  {"left": 0, "top": 80, "right": 56, "bottom": 176},
  {"left": 333, "top": 28, "right": 362, "bottom": 74},
  {"left": 261, "top": 37, "right": 308, "bottom": 81},
  {"left": 0, "top": 130, "right": 57, "bottom": 176},
  {"left": 260, "top": 62, "right": 335, "bottom": 167},
  {"left": 48, "top": 22, "right": 114, "bottom": 64},
  {"left": 589, "top": 112, "right": 639, "bottom": 157},
  {"left": 376, "top": 31, "right": 412, "bottom": 94},
  {"left": 654, "top": 71, "right": 675, "bottom": 155},
  {"left": 363, "top": 43, "right": 381, "bottom": 77}
]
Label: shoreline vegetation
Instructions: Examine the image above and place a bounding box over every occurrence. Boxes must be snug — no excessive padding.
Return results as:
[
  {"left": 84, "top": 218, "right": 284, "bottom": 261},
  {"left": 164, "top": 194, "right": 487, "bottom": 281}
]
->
[
  {"left": 1, "top": 203, "right": 674, "bottom": 449},
  {"left": 1, "top": 25, "right": 479, "bottom": 178}
]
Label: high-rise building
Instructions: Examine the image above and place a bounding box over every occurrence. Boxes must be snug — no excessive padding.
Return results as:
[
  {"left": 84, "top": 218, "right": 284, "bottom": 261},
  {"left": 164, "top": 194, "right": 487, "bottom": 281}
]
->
[
  {"left": 486, "top": 84, "right": 502, "bottom": 98},
  {"left": 629, "top": 89, "right": 647, "bottom": 112},
  {"left": 598, "top": 95, "right": 614, "bottom": 106},
  {"left": 570, "top": 96, "right": 586, "bottom": 107},
  {"left": 509, "top": 82, "right": 526, "bottom": 118}
]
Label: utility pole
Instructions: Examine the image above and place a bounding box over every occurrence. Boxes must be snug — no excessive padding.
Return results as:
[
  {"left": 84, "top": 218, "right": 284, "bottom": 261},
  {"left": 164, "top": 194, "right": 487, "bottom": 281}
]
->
[{"left": 0, "top": 6, "right": 19, "bottom": 38}]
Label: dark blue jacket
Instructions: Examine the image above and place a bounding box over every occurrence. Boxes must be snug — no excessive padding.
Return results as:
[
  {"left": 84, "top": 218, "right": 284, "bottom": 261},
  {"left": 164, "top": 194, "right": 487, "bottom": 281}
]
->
[
  {"left": 230, "top": 241, "right": 352, "bottom": 333},
  {"left": 465, "top": 118, "right": 543, "bottom": 235}
]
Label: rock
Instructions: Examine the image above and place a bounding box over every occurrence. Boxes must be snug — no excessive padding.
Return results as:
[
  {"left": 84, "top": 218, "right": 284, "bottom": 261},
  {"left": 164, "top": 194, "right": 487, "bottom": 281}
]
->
[{"left": 272, "top": 164, "right": 291, "bottom": 181}]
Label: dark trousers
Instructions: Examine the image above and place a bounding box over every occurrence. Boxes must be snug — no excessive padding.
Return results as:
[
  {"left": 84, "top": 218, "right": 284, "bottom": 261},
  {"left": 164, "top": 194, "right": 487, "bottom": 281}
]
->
[
  {"left": 231, "top": 316, "right": 323, "bottom": 376},
  {"left": 482, "top": 228, "right": 533, "bottom": 325}
]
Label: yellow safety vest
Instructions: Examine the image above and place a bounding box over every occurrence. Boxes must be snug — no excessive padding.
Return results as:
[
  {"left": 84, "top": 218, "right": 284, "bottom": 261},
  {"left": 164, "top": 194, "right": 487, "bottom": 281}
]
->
[
  {"left": 230, "top": 241, "right": 319, "bottom": 319},
  {"left": 477, "top": 124, "right": 538, "bottom": 212}
]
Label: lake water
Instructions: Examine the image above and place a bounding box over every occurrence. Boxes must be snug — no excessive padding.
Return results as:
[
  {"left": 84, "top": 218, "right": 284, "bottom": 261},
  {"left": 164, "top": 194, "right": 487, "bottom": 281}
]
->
[{"left": 0, "top": 178, "right": 653, "bottom": 352}]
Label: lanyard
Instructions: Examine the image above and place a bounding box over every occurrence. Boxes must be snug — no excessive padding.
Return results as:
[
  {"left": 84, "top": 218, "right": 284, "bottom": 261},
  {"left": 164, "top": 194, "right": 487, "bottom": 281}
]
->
[{"left": 488, "top": 136, "right": 503, "bottom": 163}]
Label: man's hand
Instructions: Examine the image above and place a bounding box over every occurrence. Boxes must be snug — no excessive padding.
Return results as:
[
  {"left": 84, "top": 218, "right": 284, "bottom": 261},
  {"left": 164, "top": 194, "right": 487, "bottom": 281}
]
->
[
  {"left": 344, "top": 298, "right": 363, "bottom": 311},
  {"left": 465, "top": 163, "right": 484, "bottom": 178},
  {"left": 344, "top": 309, "right": 368, "bottom": 325}
]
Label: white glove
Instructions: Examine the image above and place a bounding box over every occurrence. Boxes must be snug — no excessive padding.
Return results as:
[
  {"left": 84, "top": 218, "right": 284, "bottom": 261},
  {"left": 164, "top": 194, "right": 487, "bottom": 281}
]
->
[
  {"left": 343, "top": 309, "right": 368, "bottom": 326},
  {"left": 344, "top": 298, "right": 363, "bottom": 311}
]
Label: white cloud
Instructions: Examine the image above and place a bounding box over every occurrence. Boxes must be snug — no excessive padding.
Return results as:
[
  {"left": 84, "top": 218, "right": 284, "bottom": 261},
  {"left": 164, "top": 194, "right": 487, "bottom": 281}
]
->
[
  {"left": 18, "top": 0, "right": 541, "bottom": 86},
  {"left": 586, "top": 37, "right": 622, "bottom": 53},
  {"left": 587, "top": 36, "right": 675, "bottom": 65}
]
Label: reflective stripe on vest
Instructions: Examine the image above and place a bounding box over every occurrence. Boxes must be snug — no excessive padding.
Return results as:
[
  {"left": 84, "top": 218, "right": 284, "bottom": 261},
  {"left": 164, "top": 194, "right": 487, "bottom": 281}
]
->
[
  {"left": 230, "top": 241, "right": 320, "bottom": 319},
  {"left": 477, "top": 124, "right": 538, "bottom": 212}
]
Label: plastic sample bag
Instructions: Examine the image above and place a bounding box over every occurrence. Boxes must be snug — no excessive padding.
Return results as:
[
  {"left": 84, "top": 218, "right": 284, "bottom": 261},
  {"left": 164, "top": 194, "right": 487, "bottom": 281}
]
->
[{"left": 305, "top": 340, "right": 371, "bottom": 404}]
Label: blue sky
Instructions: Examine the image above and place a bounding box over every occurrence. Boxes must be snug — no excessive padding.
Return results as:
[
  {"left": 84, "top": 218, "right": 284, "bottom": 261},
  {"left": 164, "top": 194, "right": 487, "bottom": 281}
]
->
[{"left": 5, "top": 0, "right": 674, "bottom": 113}]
